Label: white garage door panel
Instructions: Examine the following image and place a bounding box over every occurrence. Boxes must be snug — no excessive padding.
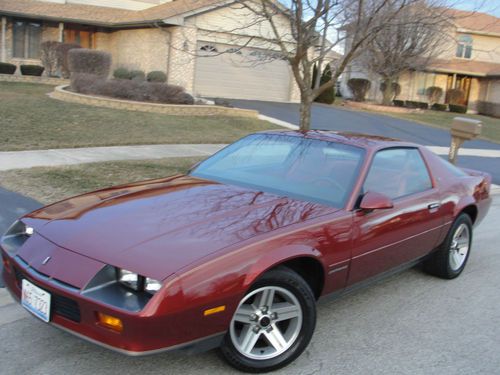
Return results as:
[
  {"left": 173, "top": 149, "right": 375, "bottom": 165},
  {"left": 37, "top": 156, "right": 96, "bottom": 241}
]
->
[{"left": 194, "top": 45, "right": 291, "bottom": 101}]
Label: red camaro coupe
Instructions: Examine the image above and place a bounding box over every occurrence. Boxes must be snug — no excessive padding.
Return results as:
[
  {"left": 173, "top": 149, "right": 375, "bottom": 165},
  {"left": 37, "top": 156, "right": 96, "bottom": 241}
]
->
[{"left": 1, "top": 131, "right": 492, "bottom": 372}]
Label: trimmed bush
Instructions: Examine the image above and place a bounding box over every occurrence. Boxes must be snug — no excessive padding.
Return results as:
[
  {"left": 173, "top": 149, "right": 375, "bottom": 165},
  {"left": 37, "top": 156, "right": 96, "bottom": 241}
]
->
[
  {"left": 315, "top": 64, "right": 335, "bottom": 104},
  {"left": 417, "top": 102, "right": 429, "bottom": 110},
  {"left": 0, "top": 62, "right": 16, "bottom": 75},
  {"left": 477, "top": 101, "right": 500, "bottom": 118},
  {"left": 446, "top": 88, "right": 465, "bottom": 105},
  {"left": 347, "top": 78, "right": 371, "bottom": 102},
  {"left": 449, "top": 104, "right": 467, "bottom": 114},
  {"left": 20, "top": 65, "right": 45, "bottom": 76},
  {"left": 70, "top": 75, "right": 194, "bottom": 105},
  {"left": 431, "top": 103, "right": 447, "bottom": 111},
  {"left": 130, "top": 70, "right": 146, "bottom": 82},
  {"left": 393, "top": 99, "right": 405, "bottom": 107},
  {"left": 426, "top": 86, "right": 443, "bottom": 105},
  {"left": 57, "top": 43, "right": 82, "bottom": 78},
  {"left": 405, "top": 100, "right": 419, "bottom": 109},
  {"left": 147, "top": 71, "right": 167, "bottom": 83},
  {"left": 40, "top": 41, "right": 61, "bottom": 77},
  {"left": 380, "top": 81, "right": 401, "bottom": 104},
  {"left": 68, "top": 49, "right": 111, "bottom": 77},
  {"left": 113, "top": 67, "right": 132, "bottom": 80}
]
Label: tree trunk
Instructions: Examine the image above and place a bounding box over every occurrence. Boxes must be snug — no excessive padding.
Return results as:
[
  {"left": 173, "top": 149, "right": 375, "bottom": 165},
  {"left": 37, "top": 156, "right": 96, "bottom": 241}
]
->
[
  {"left": 382, "top": 78, "right": 394, "bottom": 106},
  {"left": 299, "top": 95, "right": 313, "bottom": 131}
]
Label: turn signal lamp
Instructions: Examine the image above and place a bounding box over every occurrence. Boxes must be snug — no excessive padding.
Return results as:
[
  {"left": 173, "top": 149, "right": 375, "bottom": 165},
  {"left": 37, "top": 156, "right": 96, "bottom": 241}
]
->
[{"left": 97, "top": 312, "right": 123, "bottom": 333}]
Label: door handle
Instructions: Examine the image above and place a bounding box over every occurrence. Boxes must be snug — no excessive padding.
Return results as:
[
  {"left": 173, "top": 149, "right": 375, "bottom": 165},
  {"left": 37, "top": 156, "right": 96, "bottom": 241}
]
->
[{"left": 428, "top": 203, "right": 441, "bottom": 210}]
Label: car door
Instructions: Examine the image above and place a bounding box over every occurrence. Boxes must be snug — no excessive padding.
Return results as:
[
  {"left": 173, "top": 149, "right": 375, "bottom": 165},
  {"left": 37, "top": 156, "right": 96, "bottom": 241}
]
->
[{"left": 347, "top": 147, "right": 444, "bottom": 285}]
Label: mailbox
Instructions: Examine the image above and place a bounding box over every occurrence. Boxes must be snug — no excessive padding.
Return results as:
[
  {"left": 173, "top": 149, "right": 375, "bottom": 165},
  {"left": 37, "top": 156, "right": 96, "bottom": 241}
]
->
[{"left": 448, "top": 117, "right": 482, "bottom": 164}]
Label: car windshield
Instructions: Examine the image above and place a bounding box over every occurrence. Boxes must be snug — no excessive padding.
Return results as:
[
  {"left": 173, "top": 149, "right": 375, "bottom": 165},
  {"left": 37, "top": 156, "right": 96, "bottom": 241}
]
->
[{"left": 190, "top": 133, "right": 365, "bottom": 207}]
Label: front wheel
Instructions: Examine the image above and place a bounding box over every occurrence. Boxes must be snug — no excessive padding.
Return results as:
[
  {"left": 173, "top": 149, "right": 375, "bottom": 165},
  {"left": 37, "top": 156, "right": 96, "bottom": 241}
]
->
[
  {"left": 219, "top": 267, "right": 316, "bottom": 373},
  {"left": 424, "top": 213, "right": 473, "bottom": 279}
]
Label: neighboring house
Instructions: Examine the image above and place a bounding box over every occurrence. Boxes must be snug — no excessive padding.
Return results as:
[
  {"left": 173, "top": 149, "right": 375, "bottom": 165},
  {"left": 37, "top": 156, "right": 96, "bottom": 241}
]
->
[
  {"left": 342, "top": 9, "right": 500, "bottom": 116},
  {"left": 0, "top": 0, "right": 302, "bottom": 102}
]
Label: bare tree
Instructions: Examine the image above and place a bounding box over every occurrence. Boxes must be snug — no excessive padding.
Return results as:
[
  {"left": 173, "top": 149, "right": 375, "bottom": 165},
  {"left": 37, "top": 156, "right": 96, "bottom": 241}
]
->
[
  {"left": 359, "top": 4, "right": 450, "bottom": 105},
  {"left": 225, "top": 0, "right": 453, "bottom": 130}
]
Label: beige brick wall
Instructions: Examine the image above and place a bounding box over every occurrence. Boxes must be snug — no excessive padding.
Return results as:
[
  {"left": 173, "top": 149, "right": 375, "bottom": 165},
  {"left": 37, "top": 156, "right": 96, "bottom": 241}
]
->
[
  {"left": 107, "top": 27, "right": 169, "bottom": 74},
  {"left": 167, "top": 25, "right": 197, "bottom": 93}
]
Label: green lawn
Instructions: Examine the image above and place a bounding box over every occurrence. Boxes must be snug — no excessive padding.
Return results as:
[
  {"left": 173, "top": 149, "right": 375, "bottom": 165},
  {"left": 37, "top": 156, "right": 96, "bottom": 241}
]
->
[
  {"left": 0, "top": 82, "right": 275, "bottom": 151},
  {"left": 371, "top": 109, "right": 500, "bottom": 143},
  {"left": 0, "top": 157, "right": 203, "bottom": 204}
]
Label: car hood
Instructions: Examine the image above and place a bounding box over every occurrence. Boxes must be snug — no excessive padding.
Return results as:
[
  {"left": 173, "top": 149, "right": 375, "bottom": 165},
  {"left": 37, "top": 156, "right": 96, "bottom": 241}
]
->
[{"left": 24, "top": 175, "right": 337, "bottom": 280}]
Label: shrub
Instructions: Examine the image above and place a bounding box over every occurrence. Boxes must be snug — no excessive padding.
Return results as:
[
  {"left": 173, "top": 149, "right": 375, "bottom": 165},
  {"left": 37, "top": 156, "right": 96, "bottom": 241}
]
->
[
  {"left": 417, "top": 102, "right": 429, "bottom": 110},
  {"left": 315, "top": 64, "right": 335, "bottom": 104},
  {"left": 425, "top": 86, "right": 443, "bottom": 105},
  {"left": 40, "top": 41, "right": 61, "bottom": 77},
  {"left": 449, "top": 104, "right": 467, "bottom": 114},
  {"left": 405, "top": 100, "right": 419, "bottom": 109},
  {"left": 446, "top": 88, "right": 465, "bottom": 105},
  {"left": 68, "top": 49, "right": 111, "bottom": 78},
  {"left": 130, "top": 70, "right": 146, "bottom": 82},
  {"left": 347, "top": 78, "right": 371, "bottom": 102},
  {"left": 477, "top": 101, "right": 500, "bottom": 118},
  {"left": 380, "top": 81, "right": 401, "bottom": 99},
  {"left": 71, "top": 76, "right": 194, "bottom": 105},
  {"left": 0, "top": 62, "right": 16, "bottom": 75},
  {"left": 393, "top": 99, "right": 405, "bottom": 107},
  {"left": 147, "top": 71, "right": 167, "bottom": 83},
  {"left": 113, "top": 67, "right": 132, "bottom": 80},
  {"left": 56, "top": 43, "right": 82, "bottom": 78},
  {"left": 431, "top": 103, "right": 448, "bottom": 111},
  {"left": 20, "top": 65, "right": 45, "bottom": 76}
]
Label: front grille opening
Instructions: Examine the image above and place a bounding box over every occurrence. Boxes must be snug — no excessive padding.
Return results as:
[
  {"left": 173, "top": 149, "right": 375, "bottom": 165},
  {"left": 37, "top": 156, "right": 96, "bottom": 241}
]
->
[{"left": 13, "top": 266, "right": 81, "bottom": 323}]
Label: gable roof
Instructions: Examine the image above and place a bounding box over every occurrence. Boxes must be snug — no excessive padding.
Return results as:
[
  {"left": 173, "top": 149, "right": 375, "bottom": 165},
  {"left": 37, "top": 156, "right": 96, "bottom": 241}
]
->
[
  {"left": 0, "top": 0, "right": 224, "bottom": 27},
  {"left": 447, "top": 8, "right": 500, "bottom": 35}
]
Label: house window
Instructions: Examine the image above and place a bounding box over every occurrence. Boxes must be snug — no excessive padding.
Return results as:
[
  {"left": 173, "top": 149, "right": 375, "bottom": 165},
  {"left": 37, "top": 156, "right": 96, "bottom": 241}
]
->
[
  {"left": 456, "top": 35, "right": 472, "bottom": 59},
  {"left": 13, "top": 20, "right": 42, "bottom": 59},
  {"left": 200, "top": 44, "right": 218, "bottom": 52}
]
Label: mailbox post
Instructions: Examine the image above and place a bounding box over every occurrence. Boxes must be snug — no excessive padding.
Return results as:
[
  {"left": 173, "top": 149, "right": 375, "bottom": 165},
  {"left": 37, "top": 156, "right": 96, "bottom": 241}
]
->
[{"left": 449, "top": 117, "right": 482, "bottom": 164}]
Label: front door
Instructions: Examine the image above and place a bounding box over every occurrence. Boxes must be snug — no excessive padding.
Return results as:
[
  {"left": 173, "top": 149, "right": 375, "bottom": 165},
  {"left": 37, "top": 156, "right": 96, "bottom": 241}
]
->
[
  {"left": 64, "top": 28, "right": 94, "bottom": 49},
  {"left": 348, "top": 147, "right": 444, "bottom": 285}
]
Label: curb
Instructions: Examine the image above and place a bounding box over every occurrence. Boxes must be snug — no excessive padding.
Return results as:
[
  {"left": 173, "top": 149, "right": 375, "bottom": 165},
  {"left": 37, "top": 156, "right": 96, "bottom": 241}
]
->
[{"left": 258, "top": 114, "right": 299, "bottom": 130}]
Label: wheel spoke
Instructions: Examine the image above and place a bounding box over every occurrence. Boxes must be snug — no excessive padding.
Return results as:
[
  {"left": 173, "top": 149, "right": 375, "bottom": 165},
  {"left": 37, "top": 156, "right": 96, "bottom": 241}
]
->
[
  {"left": 255, "top": 288, "right": 275, "bottom": 309},
  {"left": 240, "top": 326, "right": 261, "bottom": 354},
  {"left": 233, "top": 305, "right": 255, "bottom": 324},
  {"left": 272, "top": 302, "right": 301, "bottom": 322},
  {"left": 264, "top": 324, "right": 288, "bottom": 352}
]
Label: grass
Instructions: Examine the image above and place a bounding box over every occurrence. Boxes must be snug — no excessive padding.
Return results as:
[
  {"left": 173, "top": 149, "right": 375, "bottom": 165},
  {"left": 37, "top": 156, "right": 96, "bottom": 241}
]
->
[
  {"left": 0, "top": 82, "right": 275, "bottom": 151},
  {"left": 367, "top": 108, "right": 500, "bottom": 143},
  {"left": 0, "top": 157, "right": 203, "bottom": 204}
]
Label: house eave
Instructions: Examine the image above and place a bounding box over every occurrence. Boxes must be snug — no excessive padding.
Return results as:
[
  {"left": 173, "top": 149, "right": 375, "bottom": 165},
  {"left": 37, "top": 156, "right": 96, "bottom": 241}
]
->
[{"left": 456, "top": 27, "right": 500, "bottom": 38}]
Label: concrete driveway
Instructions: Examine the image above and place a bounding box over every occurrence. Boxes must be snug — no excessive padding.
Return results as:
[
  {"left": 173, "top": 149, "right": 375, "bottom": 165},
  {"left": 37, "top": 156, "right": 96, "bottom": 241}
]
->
[
  {"left": 1, "top": 197, "right": 499, "bottom": 375},
  {"left": 229, "top": 100, "right": 500, "bottom": 184}
]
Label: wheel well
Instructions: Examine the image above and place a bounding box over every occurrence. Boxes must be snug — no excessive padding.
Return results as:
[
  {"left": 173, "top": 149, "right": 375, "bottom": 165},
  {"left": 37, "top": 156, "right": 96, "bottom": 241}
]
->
[
  {"left": 273, "top": 257, "right": 325, "bottom": 300},
  {"left": 460, "top": 205, "right": 478, "bottom": 224}
]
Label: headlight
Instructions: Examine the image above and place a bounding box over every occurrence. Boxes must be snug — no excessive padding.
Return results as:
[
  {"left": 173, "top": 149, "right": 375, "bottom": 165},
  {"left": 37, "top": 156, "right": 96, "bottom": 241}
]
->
[
  {"left": 116, "top": 268, "right": 162, "bottom": 295},
  {"left": 0, "top": 220, "right": 34, "bottom": 255}
]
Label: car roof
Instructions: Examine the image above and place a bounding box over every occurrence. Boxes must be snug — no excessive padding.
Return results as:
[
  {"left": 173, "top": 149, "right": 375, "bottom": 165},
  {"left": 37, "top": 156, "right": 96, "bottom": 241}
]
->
[{"left": 260, "top": 130, "right": 418, "bottom": 150}]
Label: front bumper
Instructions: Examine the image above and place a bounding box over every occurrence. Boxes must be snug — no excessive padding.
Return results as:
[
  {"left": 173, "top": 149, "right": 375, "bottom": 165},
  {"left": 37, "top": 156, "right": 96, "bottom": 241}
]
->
[{"left": 1, "top": 248, "right": 224, "bottom": 355}]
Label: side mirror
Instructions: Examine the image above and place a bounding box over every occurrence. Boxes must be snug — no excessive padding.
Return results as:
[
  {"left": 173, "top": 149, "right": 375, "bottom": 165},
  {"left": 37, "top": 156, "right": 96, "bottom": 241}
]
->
[{"left": 359, "top": 191, "right": 394, "bottom": 211}]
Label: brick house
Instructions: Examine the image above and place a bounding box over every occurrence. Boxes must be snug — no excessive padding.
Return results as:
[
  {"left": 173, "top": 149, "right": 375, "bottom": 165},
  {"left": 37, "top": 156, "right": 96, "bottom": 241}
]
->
[
  {"left": 341, "top": 9, "right": 500, "bottom": 117},
  {"left": 0, "top": 0, "right": 302, "bottom": 102}
]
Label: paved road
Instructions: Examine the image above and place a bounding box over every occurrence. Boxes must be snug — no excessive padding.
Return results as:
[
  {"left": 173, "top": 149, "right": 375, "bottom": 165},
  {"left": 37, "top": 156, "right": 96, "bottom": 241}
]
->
[
  {"left": 230, "top": 100, "right": 500, "bottom": 184},
  {"left": 1, "top": 197, "right": 499, "bottom": 375}
]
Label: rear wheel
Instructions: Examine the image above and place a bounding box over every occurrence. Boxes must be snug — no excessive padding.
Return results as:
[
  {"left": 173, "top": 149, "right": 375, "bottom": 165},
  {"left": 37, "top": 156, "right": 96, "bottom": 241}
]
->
[
  {"left": 424, "top": 213, "right": 473, "bottom": 279},
  {"left": 219, "top": 268, "right": 316, "bottom": 373}
]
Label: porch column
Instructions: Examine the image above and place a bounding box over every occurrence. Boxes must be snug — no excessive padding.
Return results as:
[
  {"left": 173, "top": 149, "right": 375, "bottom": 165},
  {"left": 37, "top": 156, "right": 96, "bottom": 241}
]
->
[
  {"left": 58, "top": 22, "right": 64, "bottom": 42},
  {"left": 1, "top": 17, "right": 6, "bottom": 62},
  {"left": 451, "top": 73, "right": 457, "bottom": 89}
]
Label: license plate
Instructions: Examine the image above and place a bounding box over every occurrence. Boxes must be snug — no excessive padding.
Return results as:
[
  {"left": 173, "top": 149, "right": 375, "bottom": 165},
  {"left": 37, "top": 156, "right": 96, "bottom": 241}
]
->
[{"left": 21, "top": 279, "right": 51, "bottom": 322}]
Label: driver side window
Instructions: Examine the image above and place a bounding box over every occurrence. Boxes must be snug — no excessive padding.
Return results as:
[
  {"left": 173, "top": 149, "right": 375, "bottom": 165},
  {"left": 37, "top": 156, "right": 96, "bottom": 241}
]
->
[{"left": 363, "top": 148, "right": 433, "bottom": 200}]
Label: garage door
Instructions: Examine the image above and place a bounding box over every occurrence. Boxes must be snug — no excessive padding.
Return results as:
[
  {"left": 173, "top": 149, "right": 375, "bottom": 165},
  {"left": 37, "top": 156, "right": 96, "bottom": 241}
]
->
[{"left": 194, "top": 43, "right": 292, "bottom": 101}]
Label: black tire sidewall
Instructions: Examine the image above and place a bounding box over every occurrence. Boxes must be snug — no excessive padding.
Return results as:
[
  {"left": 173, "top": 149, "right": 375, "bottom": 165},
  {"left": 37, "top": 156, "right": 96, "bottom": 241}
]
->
[
  {"left": 220, "top": 267, "right": 316, "bottom": 373},
  {"left": 444, "top": 214, "right": 473, "bottom": 278}
]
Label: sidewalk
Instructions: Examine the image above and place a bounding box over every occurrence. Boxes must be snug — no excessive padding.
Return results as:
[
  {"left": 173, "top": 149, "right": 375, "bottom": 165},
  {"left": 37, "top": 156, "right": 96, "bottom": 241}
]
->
[
  {"left": 0, "top": 144, "right": 226, "bottom": 171},
  {"left": 0, "top": 143, "right": 499, "bottom": 171}
]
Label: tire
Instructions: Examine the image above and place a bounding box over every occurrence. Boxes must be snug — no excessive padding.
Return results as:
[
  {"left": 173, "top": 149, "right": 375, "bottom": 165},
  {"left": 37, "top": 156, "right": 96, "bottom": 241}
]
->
[
  {"left": 219, "top": 267, "right": 316, "bottom": 373},
  {"left": 424, "top": 213, "right": 473, "bottom": 279}
]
